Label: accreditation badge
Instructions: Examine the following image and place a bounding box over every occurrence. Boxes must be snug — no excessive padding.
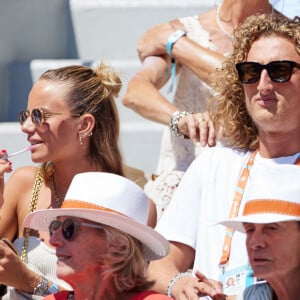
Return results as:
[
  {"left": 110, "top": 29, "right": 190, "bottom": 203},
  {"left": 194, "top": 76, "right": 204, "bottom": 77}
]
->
[{"left": 218, "top": 264, "right": 255, "bottom": 296}]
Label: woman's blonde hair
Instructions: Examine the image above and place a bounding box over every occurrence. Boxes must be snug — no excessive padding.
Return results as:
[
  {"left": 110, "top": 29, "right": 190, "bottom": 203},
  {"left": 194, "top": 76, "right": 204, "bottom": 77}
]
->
[
  {"left": 38, "top": 63, "right": 124, "bottom": 178},
  {"left": 208, "top": 13, "right": 300, "bottom": 150},
  {"left": 100, "top": 226, "right": 154, "bottom": 300}
]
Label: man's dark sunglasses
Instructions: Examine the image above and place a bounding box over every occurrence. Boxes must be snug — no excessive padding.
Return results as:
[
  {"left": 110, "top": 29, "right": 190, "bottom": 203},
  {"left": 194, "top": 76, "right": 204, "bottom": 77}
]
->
[
  {"left": 236, "top": 60, "right": 300, "bottom": 84},
  {"left": 49, "top": 218, "right": 103, "bottom": 241}
]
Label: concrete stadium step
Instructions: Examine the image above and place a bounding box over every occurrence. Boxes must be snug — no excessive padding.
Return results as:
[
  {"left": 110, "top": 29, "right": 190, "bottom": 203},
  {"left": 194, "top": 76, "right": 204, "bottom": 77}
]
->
[
  {"left": 2, "top": 0, "right": 215, "bottom": 176},
  {"left": 70, "top": 0, "right": 213, "bottom": 59}
]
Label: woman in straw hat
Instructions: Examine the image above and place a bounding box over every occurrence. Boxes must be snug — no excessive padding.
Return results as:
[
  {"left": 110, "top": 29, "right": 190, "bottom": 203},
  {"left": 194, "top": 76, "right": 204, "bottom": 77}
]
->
[
  {"left": 219, "top": 164, "right": 300, "bottom": 300},
  {"left": 24, "top": 172, "right": 171, "bottom": 300}
]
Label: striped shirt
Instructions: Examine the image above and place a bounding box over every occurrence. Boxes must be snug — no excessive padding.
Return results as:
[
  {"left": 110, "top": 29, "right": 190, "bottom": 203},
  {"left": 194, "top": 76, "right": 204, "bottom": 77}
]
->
[{"left": 240, "top": 282, "right": 273, "bottom": 300}]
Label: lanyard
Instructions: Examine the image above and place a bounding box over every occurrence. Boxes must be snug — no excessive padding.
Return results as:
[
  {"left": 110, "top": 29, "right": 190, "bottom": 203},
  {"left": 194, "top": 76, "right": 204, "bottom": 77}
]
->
[{"left": 219, "top": 150, "right": 300, "bottom": 270}]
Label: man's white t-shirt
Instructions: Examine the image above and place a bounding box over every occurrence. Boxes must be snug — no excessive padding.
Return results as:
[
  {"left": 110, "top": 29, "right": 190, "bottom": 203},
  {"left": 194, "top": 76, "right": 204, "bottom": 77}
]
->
[{"left": 156, "top": 146, "right": 300, "bottom": 281}]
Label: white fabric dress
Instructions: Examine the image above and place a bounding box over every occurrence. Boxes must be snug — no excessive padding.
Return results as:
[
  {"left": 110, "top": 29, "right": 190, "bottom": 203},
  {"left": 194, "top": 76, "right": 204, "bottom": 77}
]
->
[{"left": 145, "top": 16, "right": 217, "bottom": 218}]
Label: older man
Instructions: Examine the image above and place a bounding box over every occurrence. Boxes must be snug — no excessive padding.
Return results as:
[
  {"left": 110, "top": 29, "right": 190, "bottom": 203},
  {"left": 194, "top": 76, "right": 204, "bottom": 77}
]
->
[{"left": 220, "top": 164, "right": 300, "bottom": 299}]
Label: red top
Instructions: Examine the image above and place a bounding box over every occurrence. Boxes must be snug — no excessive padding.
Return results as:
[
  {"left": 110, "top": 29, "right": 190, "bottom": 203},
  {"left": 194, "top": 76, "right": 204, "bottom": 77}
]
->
[
  {"left": 130, "top": 291, "right": 172, "bottom": 299},
  {"left": 44, "top": 290, "right": 172, "bottom": 299}
]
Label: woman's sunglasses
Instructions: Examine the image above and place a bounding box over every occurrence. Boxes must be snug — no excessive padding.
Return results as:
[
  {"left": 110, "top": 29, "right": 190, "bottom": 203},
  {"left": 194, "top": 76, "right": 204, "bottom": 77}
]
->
[
  {"left": 236, "top": 60, "right": 300, "bottom": 84},
  {"left": 19, "top": 108, "right": 80, "bottom": 126},
  {"left": 49, "top": 218, "right": 103, "bottom": 241}
]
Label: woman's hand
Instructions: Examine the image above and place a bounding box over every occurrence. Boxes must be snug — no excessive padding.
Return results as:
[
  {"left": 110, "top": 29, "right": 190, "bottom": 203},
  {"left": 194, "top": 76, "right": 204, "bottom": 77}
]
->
[
  {"left": 0, "top": 150, "right": 12, "bottom": 193},
  {"left": 177, "top": 112, "right": 217, "bottom": 147},
  {"left": 0, "top": 239, "right": 23, "bottom": 286},
  {"left": 0, "top": 239, "right": 39, "bottom": 293},
  {"left": 0, "top": 150, "right": 12, "bottom": 176},
  {"left": 173, "top": 270, "right": 226, "bottom": 300},
  {"left": 138, "top": 22, "right": 181, "bottom": 61}
]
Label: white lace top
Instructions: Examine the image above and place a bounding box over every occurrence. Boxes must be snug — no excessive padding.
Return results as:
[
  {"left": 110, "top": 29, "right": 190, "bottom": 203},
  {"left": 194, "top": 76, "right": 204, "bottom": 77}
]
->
[
  {"left": 145, "top": 16, "right": 219, "bottom": 219},
  {"left": 155, "top": 16, "right": 217, "bottom": 174}
]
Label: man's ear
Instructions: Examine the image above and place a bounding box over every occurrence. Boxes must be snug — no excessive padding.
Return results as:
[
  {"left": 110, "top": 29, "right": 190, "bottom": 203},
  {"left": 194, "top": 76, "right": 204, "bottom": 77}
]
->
[{"left": 78, "top": 113, "right": 95, "bottom": 137}]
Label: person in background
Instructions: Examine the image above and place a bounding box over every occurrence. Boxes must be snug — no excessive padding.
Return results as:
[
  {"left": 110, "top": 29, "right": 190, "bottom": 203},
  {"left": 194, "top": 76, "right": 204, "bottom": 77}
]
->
[
  {"left": 24, "top": 172, "right": 171, "bottom": 300},
  {"left": 0, "top": 63, "right": 156, "bottom": 299},
  {"left": 219, "top": 164, "right": 300, "bottom": 300},
  {"left": 147, "top": 13, "right": 300, "bottom": 299},
  {"left": 122, "top": 0, "right": 281, "bottom": 219}
]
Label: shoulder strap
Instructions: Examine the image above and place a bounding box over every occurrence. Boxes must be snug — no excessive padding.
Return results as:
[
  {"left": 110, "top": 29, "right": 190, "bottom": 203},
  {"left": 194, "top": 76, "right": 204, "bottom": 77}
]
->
[{"left": 20, "top": 167, "right": 43, "bottom": 263}]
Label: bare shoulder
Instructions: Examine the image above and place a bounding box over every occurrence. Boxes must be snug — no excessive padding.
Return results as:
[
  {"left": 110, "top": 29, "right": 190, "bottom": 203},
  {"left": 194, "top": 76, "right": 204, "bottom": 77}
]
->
[
  {"left": 7, "top": 165, "right": 40, "bottom": 188},
  {"left": 198, "top": 7, "right": 217, "bottom": 30},
  {"left": 1, "top": 166, "right": 40, "bottom": 239},
  {"left": 168, "top": 17, "right": 182, "bottom": 28},
  {"left": 4, "top": 165, "right": 41, "bottom": 205}
]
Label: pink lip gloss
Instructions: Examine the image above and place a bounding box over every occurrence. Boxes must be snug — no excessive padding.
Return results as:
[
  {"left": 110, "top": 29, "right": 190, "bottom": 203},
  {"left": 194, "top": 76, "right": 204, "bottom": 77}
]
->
[{"left": 1, "top": 146, "right": 32, "bottom": 160}]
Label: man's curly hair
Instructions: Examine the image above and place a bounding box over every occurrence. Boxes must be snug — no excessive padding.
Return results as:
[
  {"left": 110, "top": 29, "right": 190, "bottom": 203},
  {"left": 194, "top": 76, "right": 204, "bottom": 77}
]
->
[{"left": 208, "top": 13, "right": 300, "bottom": 151}]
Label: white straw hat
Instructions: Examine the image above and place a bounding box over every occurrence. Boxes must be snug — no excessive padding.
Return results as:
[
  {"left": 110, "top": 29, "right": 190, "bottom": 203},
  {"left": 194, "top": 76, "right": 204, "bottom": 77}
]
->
[
  {"left": 219, "top": 163, "right": 300, "bottom": 232},
  {"left": 24, "top": 172, "right": 170, "bottom": 261}
]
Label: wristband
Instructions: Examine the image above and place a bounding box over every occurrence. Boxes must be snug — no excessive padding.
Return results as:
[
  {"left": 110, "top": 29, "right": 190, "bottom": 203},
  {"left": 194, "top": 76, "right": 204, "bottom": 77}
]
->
[
  {"left": 165, "top": 30, "right": 186, "bottom": 93},
  {"left": 45, "top": 282, "right": 59, "bottom": 295},
  {"left": 166, "top": 270, "right": 193, "bottom": 297},
  {"left": 166, "top": 29, "right": 187, "bottom": 57},
  {"left": 169, "top": 111, "right": 191, "bottom": 139}
]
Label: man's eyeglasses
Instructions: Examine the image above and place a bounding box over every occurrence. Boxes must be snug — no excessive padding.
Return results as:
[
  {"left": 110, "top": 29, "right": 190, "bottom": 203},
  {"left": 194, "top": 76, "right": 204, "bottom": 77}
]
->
[
  {"left": 49, "top": 218, "right": 103, "bottom": 241},
  {"left": 236, "top": 60, "right": 300, "bottom": 84},
  {"left": 19, "top": 108, "right": 80, "bottom": 126}
]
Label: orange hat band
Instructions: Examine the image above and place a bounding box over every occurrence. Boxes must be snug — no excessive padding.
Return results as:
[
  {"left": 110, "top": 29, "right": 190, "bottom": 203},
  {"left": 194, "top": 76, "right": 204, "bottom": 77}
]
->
[
  {"left": 243, "top": 199, "right": 300, "bottom": 217},
  {"left": 62, "top": 200, "right": 127, "bottom": 217}
]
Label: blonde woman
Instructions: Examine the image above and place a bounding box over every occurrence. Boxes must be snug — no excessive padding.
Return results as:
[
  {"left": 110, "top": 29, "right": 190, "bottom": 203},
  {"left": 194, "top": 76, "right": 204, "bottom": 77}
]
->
[
  {"left": 24, "top": 172, "right": 171, "bottom": 300},
  {"left": 0, "top": 63, "right": 156, "bottom": 299}
]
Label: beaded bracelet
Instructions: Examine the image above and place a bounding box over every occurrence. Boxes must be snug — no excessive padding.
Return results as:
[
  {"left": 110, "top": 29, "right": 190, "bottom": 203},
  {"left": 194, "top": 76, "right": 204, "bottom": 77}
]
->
[
  {"left": 169, "top": 110, "right": 191, "bottom": 139},
  {"left": 166, "top": 269, "right": 193, "bottom": 297}
]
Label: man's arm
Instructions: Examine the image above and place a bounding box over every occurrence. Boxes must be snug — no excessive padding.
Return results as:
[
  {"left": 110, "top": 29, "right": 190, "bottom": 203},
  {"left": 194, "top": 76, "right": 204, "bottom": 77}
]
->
[
  {"left": 148, "top": 242, "right": 195, "bottom": 294},
  {"left": 148, "top": 242, "right": 226, "bottom": 299}
]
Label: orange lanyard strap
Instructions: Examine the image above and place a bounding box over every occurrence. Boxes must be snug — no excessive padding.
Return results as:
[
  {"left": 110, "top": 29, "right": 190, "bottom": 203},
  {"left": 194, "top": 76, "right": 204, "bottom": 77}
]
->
[
  {"left": 219, "top": 150, "right": 256, "bottom": 268},
  {"left": 219, "top": 150, "right": 300, "bottom": 269}
]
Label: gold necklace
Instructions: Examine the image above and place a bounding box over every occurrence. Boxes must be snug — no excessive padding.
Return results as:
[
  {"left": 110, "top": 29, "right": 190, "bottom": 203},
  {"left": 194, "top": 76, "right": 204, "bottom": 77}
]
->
[
  {"left": 216, "top": 4, "right": 274, "bottom": 40},
  {"left": 21, "top": 168, "right": 43, "bottom": 263}
]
